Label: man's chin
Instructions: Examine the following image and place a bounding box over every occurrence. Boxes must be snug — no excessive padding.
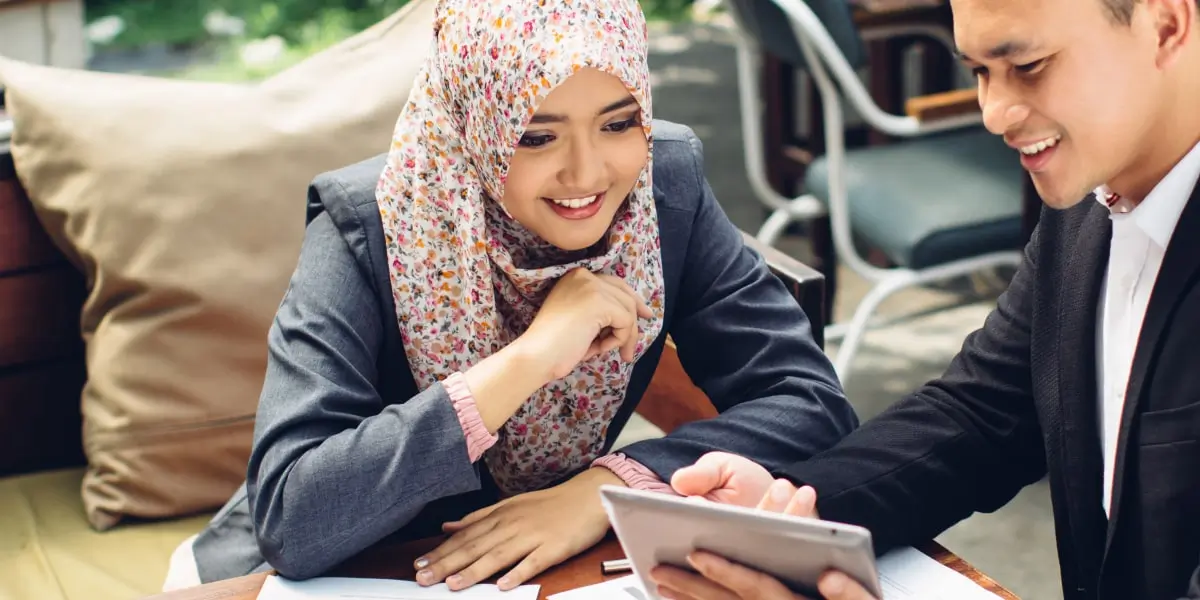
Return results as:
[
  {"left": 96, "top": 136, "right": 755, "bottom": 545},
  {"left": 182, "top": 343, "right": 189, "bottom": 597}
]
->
[{"left": 1029, "top": 173, "right": 1092, "bottom": 211}]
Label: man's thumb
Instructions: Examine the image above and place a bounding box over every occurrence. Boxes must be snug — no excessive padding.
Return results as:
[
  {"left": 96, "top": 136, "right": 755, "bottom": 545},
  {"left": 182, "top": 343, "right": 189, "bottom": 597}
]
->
[{"left": 670, "top": 453, "right": 731, "bottom": 496}]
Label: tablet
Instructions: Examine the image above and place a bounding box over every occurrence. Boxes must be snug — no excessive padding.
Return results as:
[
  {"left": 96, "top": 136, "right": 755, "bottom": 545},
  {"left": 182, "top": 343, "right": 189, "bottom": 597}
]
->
[{"left": 599, "top": 485, "right": 883, "bottom": 599}]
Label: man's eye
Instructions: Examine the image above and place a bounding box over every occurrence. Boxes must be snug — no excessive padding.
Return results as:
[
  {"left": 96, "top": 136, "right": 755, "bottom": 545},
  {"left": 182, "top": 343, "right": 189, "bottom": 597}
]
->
[{"left": 1015, "top": 59, "right": 1044, "bottom": 74}]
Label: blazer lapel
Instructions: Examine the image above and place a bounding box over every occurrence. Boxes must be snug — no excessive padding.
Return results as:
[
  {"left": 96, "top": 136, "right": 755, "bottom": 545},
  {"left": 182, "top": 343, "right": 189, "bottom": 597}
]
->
[
  {"left": 1104, "top": 182, "right": 1200, "bottom": 553},
  {"left": 1056, "top": 198, "right": 1112, "bottom": 583}
]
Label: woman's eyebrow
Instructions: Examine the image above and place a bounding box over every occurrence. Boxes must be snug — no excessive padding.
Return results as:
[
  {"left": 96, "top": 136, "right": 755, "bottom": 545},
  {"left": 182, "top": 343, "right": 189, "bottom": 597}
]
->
[
  {"left": 598, "top": 96, "right": 638, "bottom": 114},
  {"left": 529, "top": 96, "right": 638, "bottom": 124}
]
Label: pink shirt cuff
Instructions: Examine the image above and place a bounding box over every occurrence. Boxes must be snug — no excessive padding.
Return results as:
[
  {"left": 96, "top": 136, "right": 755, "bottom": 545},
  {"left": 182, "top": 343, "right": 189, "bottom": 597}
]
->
[
  {"left": 444, "top": 372, "right": 498, "bottom": 463},
  {"left": 593, "top": 453, "right": 679, "bottom": 495}
]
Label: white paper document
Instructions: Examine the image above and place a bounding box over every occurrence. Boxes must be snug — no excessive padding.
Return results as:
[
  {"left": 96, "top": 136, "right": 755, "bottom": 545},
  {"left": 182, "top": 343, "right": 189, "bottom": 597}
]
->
[
  {"left": 548, "top": 575, "right": 646, "bottom": 600},
  {"left": 547, "top": 547, "right": 999, "bottom": 600},
  {"left": 876, "top": 546, "right": 1000, "bottom": 600},
  {"left": 256, "top": 575, "right": 540, "bottom": 600}
]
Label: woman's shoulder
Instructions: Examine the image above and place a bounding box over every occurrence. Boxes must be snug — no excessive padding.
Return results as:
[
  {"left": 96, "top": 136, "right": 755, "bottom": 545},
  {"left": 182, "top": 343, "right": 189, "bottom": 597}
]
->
[
  {"left": 650, "top": 119, "right": 708, "bottom": 213},
  {"left": 299, "top": 154, "right": 392, "bottom": 302},
  {"left": 302, "top": 153, "right": 390, "bottom": 264},
  {"left": 306, "top": 154, "right": 389, "bottom": 225}
]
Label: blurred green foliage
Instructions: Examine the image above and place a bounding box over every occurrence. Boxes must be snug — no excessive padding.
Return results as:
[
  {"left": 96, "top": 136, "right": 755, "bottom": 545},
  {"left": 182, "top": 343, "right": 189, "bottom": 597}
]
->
[{"left": 85, "top": 0, "right": 696, "bottom": 50}]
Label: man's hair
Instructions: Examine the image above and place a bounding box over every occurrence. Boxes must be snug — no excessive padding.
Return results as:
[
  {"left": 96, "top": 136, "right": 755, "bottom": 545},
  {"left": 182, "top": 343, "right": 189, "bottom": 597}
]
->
[
  {"left": 1102, "top": 0, "right": 1137, "bottom": 24},
  {"left": 1103, "top": 0, "right": 1199, "bottom": 25}
]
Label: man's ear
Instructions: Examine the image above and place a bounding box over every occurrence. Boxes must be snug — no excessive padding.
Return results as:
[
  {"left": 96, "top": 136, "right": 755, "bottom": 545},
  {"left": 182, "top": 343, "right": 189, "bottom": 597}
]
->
[{"left": 1147, "top": 0, "right": 1195, "bottom": 68}]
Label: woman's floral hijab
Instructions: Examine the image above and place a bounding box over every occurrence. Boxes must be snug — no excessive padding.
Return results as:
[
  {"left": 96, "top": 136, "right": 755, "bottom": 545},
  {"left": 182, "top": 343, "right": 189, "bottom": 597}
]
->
[{"left": 375, "top": 0, "right": 665, "bottom": 495}]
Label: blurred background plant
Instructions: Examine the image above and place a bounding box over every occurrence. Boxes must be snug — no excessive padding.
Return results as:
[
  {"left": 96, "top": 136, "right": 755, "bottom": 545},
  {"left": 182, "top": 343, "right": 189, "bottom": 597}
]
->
[{"left": 83, "top": 0, "right": 699, "bottom": 81}]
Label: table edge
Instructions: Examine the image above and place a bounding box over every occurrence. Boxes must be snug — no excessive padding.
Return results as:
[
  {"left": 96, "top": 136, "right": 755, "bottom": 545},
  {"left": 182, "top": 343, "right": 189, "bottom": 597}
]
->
[{"left": 142, "top": 541, "right": 1019, "bottom": 600}]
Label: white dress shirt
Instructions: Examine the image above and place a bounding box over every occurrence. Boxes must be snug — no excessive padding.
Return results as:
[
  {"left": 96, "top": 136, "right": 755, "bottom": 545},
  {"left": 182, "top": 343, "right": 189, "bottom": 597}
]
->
[{"left": 1095, "top": 140, "right": 1200, "bottom": 517}]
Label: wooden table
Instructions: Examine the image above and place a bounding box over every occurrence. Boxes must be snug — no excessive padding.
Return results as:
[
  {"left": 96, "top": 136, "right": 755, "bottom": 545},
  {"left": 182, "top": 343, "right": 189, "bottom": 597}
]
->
[{"left": 142, "top": 534, "right": 1019, "bottom": 600}]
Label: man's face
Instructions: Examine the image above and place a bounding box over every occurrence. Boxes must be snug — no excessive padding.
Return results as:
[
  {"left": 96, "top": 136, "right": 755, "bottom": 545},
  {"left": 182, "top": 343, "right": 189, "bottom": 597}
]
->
[{"left": 952, "top": 0, "right": 1167, "bottom": 207}]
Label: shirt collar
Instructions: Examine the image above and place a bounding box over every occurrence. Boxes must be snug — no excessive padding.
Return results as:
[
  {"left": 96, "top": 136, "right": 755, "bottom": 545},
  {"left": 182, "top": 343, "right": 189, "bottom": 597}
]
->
[{"left": 1094, "top": 140, "right": 1200, "bottom": 249}]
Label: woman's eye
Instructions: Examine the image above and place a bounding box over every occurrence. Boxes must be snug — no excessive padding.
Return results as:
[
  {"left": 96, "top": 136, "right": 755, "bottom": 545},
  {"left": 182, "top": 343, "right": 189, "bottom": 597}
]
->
[
  {"left": 604, "top": 117, "right": 639, "bottom": 133},
  {"left": 518, "top": 134, "right": 554, "bottom": 148}
]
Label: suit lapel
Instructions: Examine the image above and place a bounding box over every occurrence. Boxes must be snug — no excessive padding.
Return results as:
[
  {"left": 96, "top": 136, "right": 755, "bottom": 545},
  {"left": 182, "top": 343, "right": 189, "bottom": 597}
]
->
[
  {"left": 1104, "top": 182, "right": 1200, "bottom": 553},
  {"left": 1056, "top": 198, "right": 1112, "bottom": 582}
]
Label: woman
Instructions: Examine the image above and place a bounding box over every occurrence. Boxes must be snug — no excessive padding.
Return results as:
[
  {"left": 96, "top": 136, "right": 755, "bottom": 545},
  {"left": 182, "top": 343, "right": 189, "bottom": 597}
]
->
[{"left": 166, "top": 0, "right": 856, "bottom": 592}]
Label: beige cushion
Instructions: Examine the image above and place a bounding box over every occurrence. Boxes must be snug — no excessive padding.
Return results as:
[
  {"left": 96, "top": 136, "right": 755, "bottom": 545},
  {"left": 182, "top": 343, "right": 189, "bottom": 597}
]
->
[
  {"left": 0, "top": 468, "right": 213, "bottom": 600},
  {"left": 0, "top": 0, "right": 435, "bottom": 531}
]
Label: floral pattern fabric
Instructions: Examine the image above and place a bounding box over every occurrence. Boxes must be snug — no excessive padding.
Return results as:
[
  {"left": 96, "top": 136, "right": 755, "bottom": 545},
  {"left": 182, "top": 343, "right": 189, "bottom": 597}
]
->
[{"left": 375, "top": 0, "right": 665, "bottom": 495}]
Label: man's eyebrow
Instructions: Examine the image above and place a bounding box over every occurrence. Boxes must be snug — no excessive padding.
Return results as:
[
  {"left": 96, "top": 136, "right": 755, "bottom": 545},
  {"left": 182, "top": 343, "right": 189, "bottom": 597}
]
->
[
  {"left": 954, "top": 40, "right": 1039, "bottom": 62},
  {"left": 529, "top": 96, "right": 639, "bottom": 124}
]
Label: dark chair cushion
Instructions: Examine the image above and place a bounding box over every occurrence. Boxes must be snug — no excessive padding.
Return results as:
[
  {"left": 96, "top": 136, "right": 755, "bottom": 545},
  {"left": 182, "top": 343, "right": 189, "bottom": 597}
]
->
[{"left": 804, "top": 127, "right": 1025, "bottom": 269}]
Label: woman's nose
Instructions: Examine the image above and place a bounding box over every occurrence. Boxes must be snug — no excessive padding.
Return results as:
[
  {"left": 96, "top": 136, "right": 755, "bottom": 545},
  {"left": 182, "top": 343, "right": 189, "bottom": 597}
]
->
[{"left": 560, "top": 141, "right": 605, "bottom": 192}]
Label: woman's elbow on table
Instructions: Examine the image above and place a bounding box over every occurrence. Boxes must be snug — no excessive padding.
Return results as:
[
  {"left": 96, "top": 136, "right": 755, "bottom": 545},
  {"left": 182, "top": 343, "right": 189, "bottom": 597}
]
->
[{"left": 249, "top": 481, "right": 339, "bottom": 581}]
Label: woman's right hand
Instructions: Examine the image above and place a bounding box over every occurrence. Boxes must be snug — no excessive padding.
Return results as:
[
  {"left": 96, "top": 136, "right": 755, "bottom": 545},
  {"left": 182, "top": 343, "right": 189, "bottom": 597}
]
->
[
  {"left": 518, "top": 267, "right": 654, "bottom": 382},
  {"left": 465, "top": 267, "right": 653, "bottom": 434}
]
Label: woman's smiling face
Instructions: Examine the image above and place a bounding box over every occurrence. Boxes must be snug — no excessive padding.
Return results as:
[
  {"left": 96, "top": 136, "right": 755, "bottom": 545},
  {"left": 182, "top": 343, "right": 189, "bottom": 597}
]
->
[{"left": 499, "top": 67, "right": 650, "bottom": 252}]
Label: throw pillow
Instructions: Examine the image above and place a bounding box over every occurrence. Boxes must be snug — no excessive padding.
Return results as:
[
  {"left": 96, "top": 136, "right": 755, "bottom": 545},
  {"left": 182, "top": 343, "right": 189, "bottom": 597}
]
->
[{"left": 0, "top": 0, "right": 435, "bottom": 530}]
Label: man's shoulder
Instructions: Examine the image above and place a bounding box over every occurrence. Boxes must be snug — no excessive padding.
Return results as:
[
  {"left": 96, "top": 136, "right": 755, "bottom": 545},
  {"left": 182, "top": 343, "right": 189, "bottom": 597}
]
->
[{"left": 1031, "top": 194, "right": 1106, "bottom": 249}]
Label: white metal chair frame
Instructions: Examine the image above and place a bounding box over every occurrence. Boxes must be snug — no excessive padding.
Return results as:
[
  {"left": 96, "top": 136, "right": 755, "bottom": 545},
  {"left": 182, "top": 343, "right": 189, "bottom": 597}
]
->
[{"left": 724, "top": 0, "right": 1024, "bottom": 380}]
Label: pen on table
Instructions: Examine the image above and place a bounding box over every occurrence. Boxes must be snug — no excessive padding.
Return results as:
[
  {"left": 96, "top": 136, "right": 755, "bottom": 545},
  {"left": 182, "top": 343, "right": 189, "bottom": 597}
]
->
[{"left": 601, "top": 558, "right": 632, "bottom": 575}]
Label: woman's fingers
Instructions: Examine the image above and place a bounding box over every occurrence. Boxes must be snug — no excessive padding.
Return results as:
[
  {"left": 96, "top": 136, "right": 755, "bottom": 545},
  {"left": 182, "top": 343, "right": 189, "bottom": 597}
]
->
[
  {"left": 597, "top": 274, "right": 654, "bottom": 318},
  {"left": 591, "top": 283, "right": 640, "bottom": 362}
]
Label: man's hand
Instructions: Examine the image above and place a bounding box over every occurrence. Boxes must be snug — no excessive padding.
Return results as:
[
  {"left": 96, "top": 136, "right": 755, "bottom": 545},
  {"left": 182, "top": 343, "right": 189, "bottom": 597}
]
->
[
  {"left": 651, "top": 480, "right": 880, "bottom": 600},
  {"left": 670, "top": 452, "right": 775, "bottom": 507},
  {"left": 413, "top": 468, "right": 621, "bottom": 591},
  {"left": 650, "top": 550, "right": 873, "bottom": 600}
]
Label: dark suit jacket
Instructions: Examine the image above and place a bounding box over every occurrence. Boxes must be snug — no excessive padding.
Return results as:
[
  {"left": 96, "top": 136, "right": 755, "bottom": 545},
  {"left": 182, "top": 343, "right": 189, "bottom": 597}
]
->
[{"left": 779, "top": 184, "right": 1200, "bottom": 600}]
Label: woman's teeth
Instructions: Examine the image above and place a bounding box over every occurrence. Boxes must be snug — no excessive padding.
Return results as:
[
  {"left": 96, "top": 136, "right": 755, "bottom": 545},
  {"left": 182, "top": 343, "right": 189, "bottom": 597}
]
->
[
  {"left": 549, "top": 195, "right": 598, "bottom": 208},
  {"left": 1020, "top": 135, "right": 1062, "bottom": 155}
]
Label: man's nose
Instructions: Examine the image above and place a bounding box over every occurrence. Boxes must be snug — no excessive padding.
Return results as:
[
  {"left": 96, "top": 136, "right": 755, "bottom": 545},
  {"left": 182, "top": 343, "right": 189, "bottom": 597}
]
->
[{"left": 980, "top": 83, "right": 1031, "bottom": 136}]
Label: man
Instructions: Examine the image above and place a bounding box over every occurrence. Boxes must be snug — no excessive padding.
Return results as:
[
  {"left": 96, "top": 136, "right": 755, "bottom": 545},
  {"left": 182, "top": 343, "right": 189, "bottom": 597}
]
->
[{"left": 647, "top": 0, "right": 1200, "bottom": 597}]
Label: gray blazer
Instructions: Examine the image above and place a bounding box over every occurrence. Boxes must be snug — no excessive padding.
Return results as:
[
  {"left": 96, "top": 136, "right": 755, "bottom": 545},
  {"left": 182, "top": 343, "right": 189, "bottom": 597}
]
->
[{"left": 191, "top": 120, "right": 856, "bottom": 583}]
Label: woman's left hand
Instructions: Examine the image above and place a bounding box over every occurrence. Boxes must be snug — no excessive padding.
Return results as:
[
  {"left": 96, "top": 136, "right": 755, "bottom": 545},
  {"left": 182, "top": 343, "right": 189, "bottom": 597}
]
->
[{"left": 413, "top": 467, "right": 622, "bottom": 591}]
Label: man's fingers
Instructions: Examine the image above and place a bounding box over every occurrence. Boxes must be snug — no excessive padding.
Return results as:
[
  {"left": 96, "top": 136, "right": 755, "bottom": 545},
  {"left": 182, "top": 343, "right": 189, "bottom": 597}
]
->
[
  {"left": 688, "top": 550, "right": 801, "bottom": 599},
  {"left": 818, "top": 571, "right": 877, "bottom": 600},
  {"left": 670, "top": 452, "right": 736, "bottom": 497},
  {"left": 756, "top": 479, "right": 800, "bottom": 513},
  {"left": 649, "top": 565, "right": 739, "bottom": 600},
  {"left": 783, "top": 486, "right": 819, "bottom": 518}
]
